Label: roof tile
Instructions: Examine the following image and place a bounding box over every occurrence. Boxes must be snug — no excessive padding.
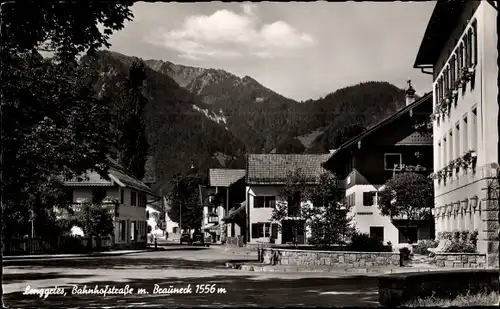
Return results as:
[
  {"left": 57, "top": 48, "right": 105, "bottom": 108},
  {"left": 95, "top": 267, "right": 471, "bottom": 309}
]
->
[
  {"left": 246, "top": 154, "right": 331, "bottom": 185},
  {"left": 208, "top": 169, "right": 246, "bottom": 187}
]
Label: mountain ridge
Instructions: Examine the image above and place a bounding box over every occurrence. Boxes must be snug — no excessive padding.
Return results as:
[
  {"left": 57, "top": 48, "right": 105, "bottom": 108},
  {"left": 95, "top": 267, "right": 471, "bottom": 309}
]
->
[{"left": 89, "top": 50, "right": 410, "bottom": 191}]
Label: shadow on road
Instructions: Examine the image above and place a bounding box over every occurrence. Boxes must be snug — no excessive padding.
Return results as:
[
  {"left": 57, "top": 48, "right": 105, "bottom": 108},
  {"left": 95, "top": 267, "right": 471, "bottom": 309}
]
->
[
  {"left": 4, "top": 275, "right": 380, "bottom": 308},
  {"left": 3, "top": 273, "right": 93, "bottom": 284},
  {"left": 4, "top": 257, "right": 257, "bottom": 270}
]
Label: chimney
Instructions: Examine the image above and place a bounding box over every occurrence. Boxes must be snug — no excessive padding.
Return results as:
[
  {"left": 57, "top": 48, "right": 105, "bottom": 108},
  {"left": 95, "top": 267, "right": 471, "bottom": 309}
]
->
[{"left": 405, "top": 79, "right": 416, "bottom": 106}]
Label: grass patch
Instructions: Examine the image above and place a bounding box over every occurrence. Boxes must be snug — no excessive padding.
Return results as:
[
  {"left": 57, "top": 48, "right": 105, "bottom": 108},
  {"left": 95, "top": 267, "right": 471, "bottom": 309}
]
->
[{"left": 403, "top": 291, "right": 499, "bottom": 307}]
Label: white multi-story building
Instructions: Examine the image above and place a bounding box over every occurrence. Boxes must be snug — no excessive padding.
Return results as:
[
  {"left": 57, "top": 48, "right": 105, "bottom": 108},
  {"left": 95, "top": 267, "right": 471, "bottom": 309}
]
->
[
  {"left": 245, "top": 154, "right": 330, "bottom": 245},
  {"left": 62, "top": 160, "right": 157, "bottom": 249},
  {"left": 322, "top": 91, "right": 434, "bottom": 247},
  {"left": 414, "top": 1, "right": 498, "bottom": 267}
]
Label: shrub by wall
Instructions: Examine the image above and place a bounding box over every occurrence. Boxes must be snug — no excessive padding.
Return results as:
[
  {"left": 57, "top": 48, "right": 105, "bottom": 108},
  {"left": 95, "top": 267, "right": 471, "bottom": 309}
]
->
[{"left": 378, "top": 269, "right": 499, "bottom": 306}]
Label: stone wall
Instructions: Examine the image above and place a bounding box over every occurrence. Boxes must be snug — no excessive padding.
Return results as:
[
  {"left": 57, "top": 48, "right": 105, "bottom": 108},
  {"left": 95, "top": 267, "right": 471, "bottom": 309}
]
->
[
  {"left": 262, "top": 248, "right": 400, "bottom": 268},
  {"left": 246, "top": 243, "right": 274, "bottom": 251},
  {"left": 433, "top": 252, "right": 487, "bottom": 268}
]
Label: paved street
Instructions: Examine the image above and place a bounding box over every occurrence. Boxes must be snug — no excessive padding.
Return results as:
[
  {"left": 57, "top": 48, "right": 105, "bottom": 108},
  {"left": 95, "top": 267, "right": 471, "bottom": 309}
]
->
[{"left": 3, "top": 246, "right": 380, "bottom": 308}]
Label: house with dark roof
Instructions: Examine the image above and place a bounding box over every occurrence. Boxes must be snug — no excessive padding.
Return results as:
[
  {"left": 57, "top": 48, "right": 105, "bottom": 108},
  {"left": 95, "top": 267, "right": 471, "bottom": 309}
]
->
[
  {"left": 246, "top": 153, "right": 331, "bottom": 245},
  {"left": 413, "top": 0, "right": 498, "bottom": 267},
  {"left": 62, "top": 158, "right": 159, "bottom": 249},
  {"left": 322, "top": 85, "right": 434, "bottom": 246},
  {"left": 203, "top": 168, "right": 246, "bottom": 244}
]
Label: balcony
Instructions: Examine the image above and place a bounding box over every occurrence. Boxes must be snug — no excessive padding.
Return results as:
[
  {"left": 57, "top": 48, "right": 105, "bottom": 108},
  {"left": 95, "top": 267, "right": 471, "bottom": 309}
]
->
[{"left": 56, "top": 202, "right": 119, "bottom": 218}]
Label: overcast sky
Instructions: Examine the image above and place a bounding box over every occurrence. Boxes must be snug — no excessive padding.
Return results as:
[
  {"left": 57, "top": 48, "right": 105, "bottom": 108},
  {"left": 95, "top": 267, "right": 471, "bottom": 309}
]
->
[{"left": 106, "top": 2, "right": 436, "bottom": 101}]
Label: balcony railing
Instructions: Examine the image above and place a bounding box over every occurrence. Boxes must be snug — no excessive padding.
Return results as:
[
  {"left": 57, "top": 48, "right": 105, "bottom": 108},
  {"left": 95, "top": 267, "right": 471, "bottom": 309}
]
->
[
  {"left": 208, "top": 216, "right": 219, "bottom": 223},
  {"left": 56, "top": 202, "right": 119, "bottom": 217}
]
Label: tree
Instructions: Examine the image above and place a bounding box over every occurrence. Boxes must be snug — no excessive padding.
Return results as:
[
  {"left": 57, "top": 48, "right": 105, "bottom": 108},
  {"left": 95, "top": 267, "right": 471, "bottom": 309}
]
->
[
  {"left": 271, "top": 169, "right": 315, "bottom": 245},
  {"left": 1, "top": 56, "right": 115, "bottom": 238},
  {"left": 112, "top": 59, "right": 149, "bottom": 179},
  {"left": 0, "top": 2, "right": 133, "bottom": 307},
  {"left": 151, "top": 210, "right": 166, "bottom": 232},
  {"left": 308, "top": 173, "right": 355, "bottom": 247},
  {"left": 73, "top": 199, "right": 115, "bottom": 251},
  {"left": 166, "top": 173, "right": 204, "bottom": 231},
  {"left": 378, "top": 172, "right": 434, "bottom": 244},
  {"left": 2, "top": 2, "right": 133, "bottom": 62}
]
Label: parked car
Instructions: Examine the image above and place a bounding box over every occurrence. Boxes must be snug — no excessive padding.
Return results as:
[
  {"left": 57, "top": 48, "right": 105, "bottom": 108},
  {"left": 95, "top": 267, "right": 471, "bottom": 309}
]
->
[{"left": 179, "top": 233, "right": 192, "bottom": 245}]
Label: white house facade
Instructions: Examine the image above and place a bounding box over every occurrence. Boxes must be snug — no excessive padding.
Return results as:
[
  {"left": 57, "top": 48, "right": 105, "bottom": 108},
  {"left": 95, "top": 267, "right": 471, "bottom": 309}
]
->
[
  {"left": 414, "top": 1, "right": 499, "bottom": 267},
  {"left": 245, "top": 154, "right": 331, "bottom": 245},
  {"left": 322, "top": 91, "right": 435, "bottom": 247},
  {"left": 62, "top": 161, "right": 158, "bottom": 249}
]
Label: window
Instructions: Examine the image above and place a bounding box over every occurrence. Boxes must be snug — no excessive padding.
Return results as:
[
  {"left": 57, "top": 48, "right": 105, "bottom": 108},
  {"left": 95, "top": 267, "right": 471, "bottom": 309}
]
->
[
  {"left": 437, "top": 141, "right": 442, "bottom": 170},
  {"left": 347, "top": 193, "right": 356, "bottom": 207},
  {"left": 455, "top": 123, "right": 460, "bottom": 161},
  {"left": 443, "top": 137, "right": 447, "bottom": 166},
  {"left": 138, "top": 194, "right": 146, "bottom": 208},
  {"left": 92, "top": 188, "right": 107, "bottom": 204},
  {"left": 449, "top": 131, "right": 453, "bottom": 161},
  {"left": 444, "top": 68, "right": 450, "bottom": 95},
  {"left": 384, "top": 153, "right": 402, "bottom": 171},
  {"left": 471, "top": 108, "right": 477, "bottom": 151},
  {"left": 363, "top": 191, "right": 376, "bottom": 206},
  {"left": 458, "top": 42, "right": 464, "bottom": 72},
  {"left": 130, "top": 221, "right": 136, "bottom": 241},
  {"left": 120, "top": 188, "right": 124, "bottom": 204},
  {"left": 119, "top": 221, "right": 126, "bottom": 241},
  {"left": 173, "top": 227, "right": 178, "bottom": 234},
  {"left": 464, "top": 30, "right": 470, "bottom": 67},
  {"left": 251, "top": 223, "right": 271, "bottom": 238},
  {"left": 472, "top": 20, "right": 477, "bottom": 65},
  {"left": 131, "top": 191, "right": 137, "bottom": 206},
  {"left": 462, "top": 116, "right": 469, "bottom": 154},
  {"left": 146, "top": 211, "right": 149, "bottom": 219},
  {"left": 254, "top": 196, "right": 276, "bottom": 208},
  {"left": 450, "top": 55, "right": 456, "bottom": 85},
  {"left": 370, "top": 226, "right": 384, "bottom": 242},
  {"left": 147, "top": 225, "right": 152, "bottom": 234}
]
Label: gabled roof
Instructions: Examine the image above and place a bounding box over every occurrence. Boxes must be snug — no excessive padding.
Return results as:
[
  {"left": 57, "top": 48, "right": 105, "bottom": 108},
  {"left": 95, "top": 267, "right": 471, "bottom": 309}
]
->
[
  {"left": 323, "top": 92, "right": 432, "bottom": 168},
  {"left": 64, "top": 158, "right": 158, "bottom": 197},
  {"left": 247, "top": 154, "right": 331, "bottom": 185},
  {"left": 414, "top": 0, "right": 477, "bottom": 68},
  {"left": 208, "top": 168, "right": 246, "bottom": 187}
]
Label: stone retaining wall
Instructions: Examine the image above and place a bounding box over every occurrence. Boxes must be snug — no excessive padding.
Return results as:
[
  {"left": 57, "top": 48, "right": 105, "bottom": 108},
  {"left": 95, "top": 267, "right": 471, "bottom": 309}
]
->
[
  {"left": 246, "top": 243, "right": 274, "bottom": 251},
  {"left": 433, "top": 252, "right": 487, "bottom": 268},
  {"left": 262, "top": 248, "right": 401, "bottom": 268}
]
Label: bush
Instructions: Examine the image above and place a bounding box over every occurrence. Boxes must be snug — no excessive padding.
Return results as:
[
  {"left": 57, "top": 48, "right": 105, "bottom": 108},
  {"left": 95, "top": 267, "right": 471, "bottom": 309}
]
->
[
  {"left": 403, "top": 291, "right": 498, "bottom": 307},
  {"left": 442, "top": 230, "right": 478, "bottom": 253},
  {"left": 348, "top": 231, "right": 390, "bottom": 252},
  {"left": 413, "top": 239, "right": 439, "bottom": 255}
]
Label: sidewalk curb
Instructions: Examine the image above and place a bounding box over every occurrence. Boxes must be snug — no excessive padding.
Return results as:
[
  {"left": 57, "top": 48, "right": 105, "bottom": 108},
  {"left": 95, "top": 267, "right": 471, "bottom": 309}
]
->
[
  {"left": 225, "top": 262, "right": 445, "bottom": 275},
  {"left": 3, "top": 249, "right": 154, "bottom": 262}
]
